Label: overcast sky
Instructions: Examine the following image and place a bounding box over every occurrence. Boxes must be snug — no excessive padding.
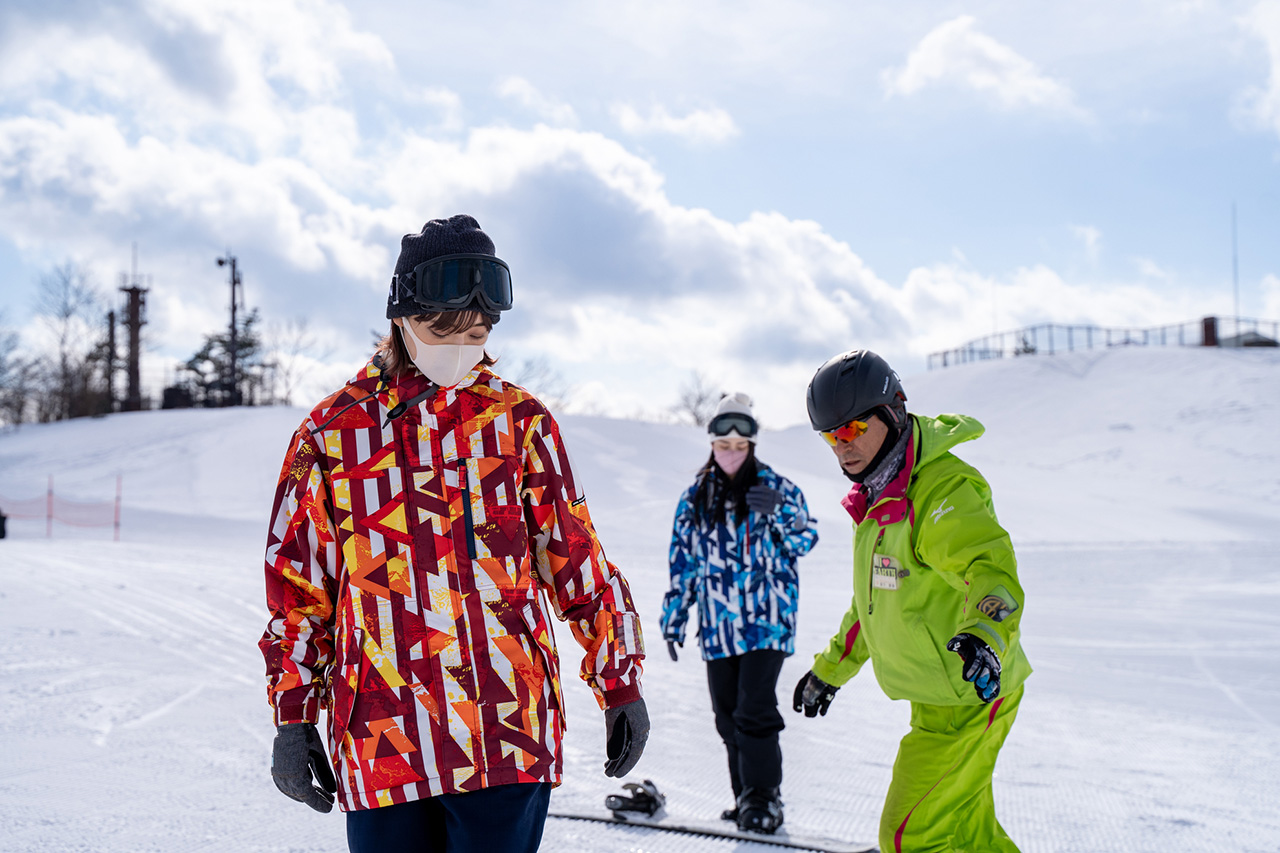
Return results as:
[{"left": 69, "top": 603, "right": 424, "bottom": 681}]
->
[{"left": 2, "top": 0, "right": 1279, "bottom": 424}]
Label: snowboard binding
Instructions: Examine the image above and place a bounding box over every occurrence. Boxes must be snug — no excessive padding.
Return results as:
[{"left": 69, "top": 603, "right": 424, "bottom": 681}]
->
[{"left": 606, "top": 779, "right": 666, "bottom": 818}]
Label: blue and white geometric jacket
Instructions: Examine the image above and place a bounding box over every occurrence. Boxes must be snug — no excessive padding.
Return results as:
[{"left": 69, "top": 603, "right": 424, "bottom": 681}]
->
[{"left": 660, "top": 464, "right": 819, "bottom": 661}]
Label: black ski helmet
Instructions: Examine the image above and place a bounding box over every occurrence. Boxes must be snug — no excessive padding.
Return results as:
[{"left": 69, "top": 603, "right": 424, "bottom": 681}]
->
[{"left": 806, "top": 349, "right": 907, "bottom": 433}]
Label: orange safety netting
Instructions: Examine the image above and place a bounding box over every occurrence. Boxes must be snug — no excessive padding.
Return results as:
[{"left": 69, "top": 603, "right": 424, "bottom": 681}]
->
[
  {"left": 0, "top": 495, "right": 48, "bottom": 520},
  {"left": 50, "top": 495, "right": 116, "bottom": 528},
  {"left": 0, "top": 481, "right": 121, "bottom": 538}
]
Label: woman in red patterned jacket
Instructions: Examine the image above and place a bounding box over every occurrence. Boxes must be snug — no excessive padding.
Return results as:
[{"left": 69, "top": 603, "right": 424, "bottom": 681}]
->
[{"left": 260, "top": 215, "right": 648, "bottom": 853}]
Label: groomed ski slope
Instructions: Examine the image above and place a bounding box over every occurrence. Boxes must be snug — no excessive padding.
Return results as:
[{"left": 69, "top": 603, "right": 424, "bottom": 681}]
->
[{"left": 1, "top": 346, "right": 1278, "bottom": 853}]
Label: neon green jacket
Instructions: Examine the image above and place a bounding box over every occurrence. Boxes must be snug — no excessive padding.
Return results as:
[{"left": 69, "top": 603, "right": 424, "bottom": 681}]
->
[{"left": 811, "top": 414, "right": 1031, "bottom": 706}]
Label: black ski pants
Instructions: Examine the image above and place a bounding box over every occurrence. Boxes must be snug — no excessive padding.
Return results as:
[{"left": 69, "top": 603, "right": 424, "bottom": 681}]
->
[{"left": 706, "top": 649, "right": 787, "bottom": 800}]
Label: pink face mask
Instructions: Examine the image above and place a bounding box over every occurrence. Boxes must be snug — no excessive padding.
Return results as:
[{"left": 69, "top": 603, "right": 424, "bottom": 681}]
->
[{"left": 713, "top": 446, "right": 749, "bottom": 477}]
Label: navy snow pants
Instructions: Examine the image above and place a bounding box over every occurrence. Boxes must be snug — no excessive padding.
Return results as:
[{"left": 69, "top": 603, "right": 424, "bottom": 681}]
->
[{"left": 346, "top": 781, "right": 552, "bottom": 853}]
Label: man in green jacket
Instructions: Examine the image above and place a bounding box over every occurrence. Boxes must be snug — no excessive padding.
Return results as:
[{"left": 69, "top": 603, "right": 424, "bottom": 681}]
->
[{"left": 793, "top": 349, "right": 1030, "bottom": 853}]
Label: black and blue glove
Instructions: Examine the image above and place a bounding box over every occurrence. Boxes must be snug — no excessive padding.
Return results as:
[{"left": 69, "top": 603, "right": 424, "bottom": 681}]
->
[
  {"left": 667, "top": 640, "right": 681, "bottom": 662},
  {"left": 792, "top": 670, "right": 839, "bottom": 717},
  {"left": 946, "top": 633, "right": 1002, "bottom": 702}
]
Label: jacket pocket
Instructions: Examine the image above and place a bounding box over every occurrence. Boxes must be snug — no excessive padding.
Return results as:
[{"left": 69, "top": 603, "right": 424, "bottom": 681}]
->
[
  {"left": 871, "top": 615, "right": 967, "bottom": 705},
  {"left": 329, "top": 626, "right": 365, "bottom": 748},
  {"left": 919, "top": 617, "right": 972, "bottom": 704},
  {"left": 513, "top": 590, "right": 563, "bottom": 715}
]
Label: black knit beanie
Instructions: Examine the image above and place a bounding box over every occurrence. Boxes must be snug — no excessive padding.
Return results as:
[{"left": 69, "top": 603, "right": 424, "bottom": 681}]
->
[{"left": 386, "top": 215, "right": 501, "bottom": 320}]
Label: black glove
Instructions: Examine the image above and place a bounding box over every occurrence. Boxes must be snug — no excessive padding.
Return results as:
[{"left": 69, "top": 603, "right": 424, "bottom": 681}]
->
[
  {"left": 272, "top": 722, "right": 337, "bottom": 812},
  {"left": 947, "top": 633, "right": 1002, "bottom": 703},
  {"left": 745, "top": 485, "right": 783, "bottom": 516},
  {"left": 667, "top": 640, "right": 681, "bottom": 662},
  {"left": 792, "top": 670, "right": 839, "bottom": 717},
  {"left": 603, "top": 698, "right": 650, "bottom": 777}
]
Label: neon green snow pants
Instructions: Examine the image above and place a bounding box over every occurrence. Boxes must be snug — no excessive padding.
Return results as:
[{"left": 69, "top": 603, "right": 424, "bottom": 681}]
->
[{"left": 879, "top": 684, "right": 1023, "bottom": 853}]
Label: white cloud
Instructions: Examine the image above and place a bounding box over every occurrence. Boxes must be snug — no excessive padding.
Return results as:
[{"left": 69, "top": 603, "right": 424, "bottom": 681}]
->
[
  {"left": 896, "top": 262, "right": 1220, "bottom": 359},
  {"left": 0, "top": 44, "right": 885, "bottom": 425},
  {"left": 611, "top": 102, "right": 740, "bottom": 144},
  {"left": 1262, "top": 274, "right": 1280, "bottom": 317},
  {"left": 403, "top": 86, "right": 466, "bottom": 132},
  {"left": 1240, "top": 1, "right": 1280, "bottom": 139},
  {"left": 496, "top": 77, "right": 578, "bottom": 126},
  {"left": 1071, "top": 225, "right": 1102, "bottom": 261},
  {"left": 882, "top": 15, "right": 1090, "bottom": 121},
  {"left": 1133, "top": 257, "right": 1172, "bottom": 280},
  {"left": 0, "top": 0, "right": 1238, "bottom": 425},
  {"left": 0, "top": 0, "right": 396, "bottom": 157}
]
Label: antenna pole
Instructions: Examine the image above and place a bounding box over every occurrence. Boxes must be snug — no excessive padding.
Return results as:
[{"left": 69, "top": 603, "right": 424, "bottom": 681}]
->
[
  {"left": 216, "top": 253, "right": 241, "bottom": 406},
  {"left": 1232, "top": 202, "right": 1239, "bottom": 339},
  {"left": 119, "top": 244, "right": 149, "bottom": 412}
]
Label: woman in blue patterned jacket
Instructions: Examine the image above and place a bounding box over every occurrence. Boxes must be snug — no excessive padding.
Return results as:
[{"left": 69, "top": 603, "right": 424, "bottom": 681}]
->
[{"left": 660, "top": 392, "right": 818, "bottom": 836}]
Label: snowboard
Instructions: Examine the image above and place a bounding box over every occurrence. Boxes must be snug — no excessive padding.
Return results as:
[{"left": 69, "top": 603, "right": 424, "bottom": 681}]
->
[{"left": 550, "top": 805, "right": 877, "bottom": 853}]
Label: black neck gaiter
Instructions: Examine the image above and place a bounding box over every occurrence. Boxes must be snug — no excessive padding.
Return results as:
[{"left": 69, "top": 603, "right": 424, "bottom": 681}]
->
[{"left": 860, "top": 422, "right": 911, "bottom": 502}]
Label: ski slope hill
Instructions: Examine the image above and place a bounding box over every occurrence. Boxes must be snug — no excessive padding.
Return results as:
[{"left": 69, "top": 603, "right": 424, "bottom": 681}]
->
[
  {"left": 1, "top": 345, "right": 1275, "bottom": 541},
  {"left": 1, "top": 346, "right": 1278, "bottom": 852}
]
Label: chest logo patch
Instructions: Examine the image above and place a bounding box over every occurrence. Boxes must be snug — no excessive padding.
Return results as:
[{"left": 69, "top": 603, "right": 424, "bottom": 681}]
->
[
  {"left": 872, "top": 554, "right": 904, "bottom": 590},
  {"left": 930, "top": 500, "right": 955, "bottom": 524}
]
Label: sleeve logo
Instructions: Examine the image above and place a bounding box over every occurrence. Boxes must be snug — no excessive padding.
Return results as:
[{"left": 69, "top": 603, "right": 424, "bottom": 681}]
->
[{"left": 976, "top": 585, "right": 1019, "bottom": 623}]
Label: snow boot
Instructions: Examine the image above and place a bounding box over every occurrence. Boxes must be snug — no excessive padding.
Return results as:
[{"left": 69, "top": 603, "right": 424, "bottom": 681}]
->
[
  {"left": 719, "top": 806, "right": 738, "bottom": 823},
  {"left": 605, "top": 779, "right": 665, "bottom": 817},
  {"left": 736, "top": 786, "right": 784, "bottom": 835}
]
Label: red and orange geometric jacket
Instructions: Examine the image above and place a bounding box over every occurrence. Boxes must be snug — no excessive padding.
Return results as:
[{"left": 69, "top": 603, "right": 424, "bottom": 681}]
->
[{"left": 259, "top": 357, "right": 645, "bottom": 811}]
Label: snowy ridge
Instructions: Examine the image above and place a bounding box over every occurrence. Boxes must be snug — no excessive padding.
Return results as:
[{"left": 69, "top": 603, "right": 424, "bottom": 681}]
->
[
  {"left": 1, "top": 347, "right": 1278, "bottom": 852},
  {"left": 3, "top": 346, "right": 1276, "bottom": 540}
]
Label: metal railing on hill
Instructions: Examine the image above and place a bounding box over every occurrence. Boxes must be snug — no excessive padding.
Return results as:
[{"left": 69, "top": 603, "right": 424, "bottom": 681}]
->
[{"left": 926, "top": 316, "right": 1280, "bottom": 370}]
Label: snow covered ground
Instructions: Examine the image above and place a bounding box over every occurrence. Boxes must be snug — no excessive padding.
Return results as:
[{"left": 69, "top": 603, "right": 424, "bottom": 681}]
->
[{"left": 2, "top": 346, "right": 1279, "bottom": 853}]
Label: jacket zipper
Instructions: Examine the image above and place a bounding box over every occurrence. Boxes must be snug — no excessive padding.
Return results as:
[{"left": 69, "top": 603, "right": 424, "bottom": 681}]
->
[
  {"left": 391, "top": 417, "right": 430, "bottom": 616},
  {"left": 867, "top": 530, "right": 884, "bottom": 615},
  {"left": 739, "top": 513, "right": 752, "bottom": 626},
  {"left": 458, "top": 462, "right": 484, "bottom": 737},
  {"left": 460, "top": 464, "right": 477, "bottom": 561}
]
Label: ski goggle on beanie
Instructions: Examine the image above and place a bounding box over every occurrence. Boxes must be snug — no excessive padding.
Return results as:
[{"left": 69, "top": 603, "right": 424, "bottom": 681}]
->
[
  {"left": 708, "top": 412, "right": 758, "bottom": 441},
  {"left": 389, "top": 253, "right": 513, "bottom": 314}
]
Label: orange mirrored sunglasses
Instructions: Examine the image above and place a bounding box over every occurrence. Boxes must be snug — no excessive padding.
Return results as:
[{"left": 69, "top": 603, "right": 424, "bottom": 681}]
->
[{"left": 820, "top": 418, "right": 870, "bottom": 446}]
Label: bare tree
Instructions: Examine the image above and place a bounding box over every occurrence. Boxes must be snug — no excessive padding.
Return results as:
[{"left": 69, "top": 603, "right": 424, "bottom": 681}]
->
[
  {"left": 509, "top": 355, "right": 573, "bottom": 412},
  {"left": 0, "top": 312, "right": 32, "bottom": 428},
  {"left": 32, "top": 261, "right": 105, "bottom": 421},
  {"left": 672, "top": 370, "right": 721, "bottom": 427},
  {"left": 265, "top": 317, "right": 334, "bottom": 406}
]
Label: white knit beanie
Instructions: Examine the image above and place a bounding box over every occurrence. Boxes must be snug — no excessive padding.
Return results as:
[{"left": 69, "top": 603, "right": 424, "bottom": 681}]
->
[{"left": 708, "top": 392, "right": 757, "bottom": 443}]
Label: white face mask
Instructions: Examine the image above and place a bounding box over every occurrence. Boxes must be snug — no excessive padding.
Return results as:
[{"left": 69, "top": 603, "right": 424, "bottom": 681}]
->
[{"left": 400, "top": 323, "right": 485, "bottom": 388}]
